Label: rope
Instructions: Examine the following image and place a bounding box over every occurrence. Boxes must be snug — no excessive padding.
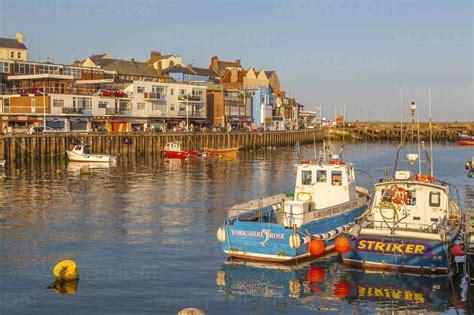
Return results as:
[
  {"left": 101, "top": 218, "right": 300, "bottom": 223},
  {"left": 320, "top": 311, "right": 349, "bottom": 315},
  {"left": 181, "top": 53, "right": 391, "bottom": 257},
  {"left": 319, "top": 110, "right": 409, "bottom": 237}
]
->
[{"left": 12, "top": 137, "right": 64, "bottom": 157}]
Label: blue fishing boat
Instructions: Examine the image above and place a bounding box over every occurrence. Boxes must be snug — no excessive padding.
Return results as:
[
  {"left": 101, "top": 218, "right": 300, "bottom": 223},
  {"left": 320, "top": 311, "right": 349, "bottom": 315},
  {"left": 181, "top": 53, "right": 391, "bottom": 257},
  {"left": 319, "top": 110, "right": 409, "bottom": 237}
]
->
[
  {"left": 216, "top": 145, "right": 371, "bottom": 263},
  {"left": 343, "top": 102, "right": 462, "bottom": 275}
]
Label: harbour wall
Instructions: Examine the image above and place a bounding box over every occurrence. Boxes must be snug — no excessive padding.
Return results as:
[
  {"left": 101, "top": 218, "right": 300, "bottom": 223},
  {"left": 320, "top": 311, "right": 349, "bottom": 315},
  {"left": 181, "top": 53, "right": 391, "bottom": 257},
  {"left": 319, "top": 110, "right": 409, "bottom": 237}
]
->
[
  {"left": 0, "top": 121, "right": 471, "bottom": 163},
  {"left": 0, "top": 130, "right": 324, "bottom": 163}
]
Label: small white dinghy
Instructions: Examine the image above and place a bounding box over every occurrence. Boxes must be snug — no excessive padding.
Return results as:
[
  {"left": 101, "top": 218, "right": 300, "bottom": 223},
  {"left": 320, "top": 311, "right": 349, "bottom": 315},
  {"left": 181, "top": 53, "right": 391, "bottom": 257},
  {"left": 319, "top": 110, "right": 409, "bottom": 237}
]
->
[{"left": 66, "top": 145, "right": 117, "bottom": 163}]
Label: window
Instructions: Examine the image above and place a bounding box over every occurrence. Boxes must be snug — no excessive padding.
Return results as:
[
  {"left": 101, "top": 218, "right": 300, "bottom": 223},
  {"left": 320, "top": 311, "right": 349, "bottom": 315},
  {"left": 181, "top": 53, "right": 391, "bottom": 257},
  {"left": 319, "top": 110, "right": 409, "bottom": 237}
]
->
[
  {"left": 17, "top": 52, "right": 21, "bottom": 59},
  {"left": 301, "top": 170, "right": 312, "bottom": 185},
  {"left": 179, "top": 89, "right": 186, "bottom": 95},
  {"left": 429, "top": 192, "right": 441, "bottom": 207},
  {"left": 39, "top": 65, "right": 60, "bottom": 74},
  {"left": 170, "top": 89, "right": 174, "bottom": 95},
  {"left": 332, "top": 171, "right": 342, "bottom": 186},
  {"left": 316, "top": 170, "right": 327, "bottom": 183},
  {"left": 119, "top": 100, "right": 130, "bottom": 110},
  {"left": 170, "top": 105, "right": 175, "bottom": 111},
  {"left": 98, "top": 101, "right": 108, "bottom": 109},
  {"left": 14, "top": 63, "right": 34, "bottom": 74},
  {"left": 63, "top": 67, "right": 81, "bottom": 78},
  {"left": 4, "top": 98, "right": 9, "bottom": 113},
  {"left": 137, "top": 102, "right": 145, "bottom": 110},
  {"left": 0, "top": 62, "right": 9, "bottom": 73},
  {"left": 137, "top": 86, "right": 145, "bottom": 93},
  {"left": 73, "top": 97, "right": 92, "bottom": 109},
  {"left": 31, "top": 99, "right": 36, "bottom": 109},
  {"left": 10, "top": 51, "right": 14, "bottom": 58},
  {"left": 53, "top": 99, "right": 64, "bottom": 107}
]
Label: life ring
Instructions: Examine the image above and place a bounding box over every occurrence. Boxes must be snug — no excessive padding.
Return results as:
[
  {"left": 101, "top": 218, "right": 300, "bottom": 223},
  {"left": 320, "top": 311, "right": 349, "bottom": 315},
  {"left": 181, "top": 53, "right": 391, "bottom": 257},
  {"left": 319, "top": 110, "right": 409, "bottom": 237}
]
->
[
  {"left": 391, "top": 187, "right": 408, "bottom": 204},
  {"left": 416, "top": 173, "right": 435, "bottom": 182},
  {"left": 296, "top": 192, "right": 313, "bottom": 203}
]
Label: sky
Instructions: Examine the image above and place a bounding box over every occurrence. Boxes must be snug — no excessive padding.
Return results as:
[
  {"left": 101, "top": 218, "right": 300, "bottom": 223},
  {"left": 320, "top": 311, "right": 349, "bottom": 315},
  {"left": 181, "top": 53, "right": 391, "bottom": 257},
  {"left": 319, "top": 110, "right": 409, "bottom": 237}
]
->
[{"left": 0, "top": 0, "right": 472, "bottom": 121}]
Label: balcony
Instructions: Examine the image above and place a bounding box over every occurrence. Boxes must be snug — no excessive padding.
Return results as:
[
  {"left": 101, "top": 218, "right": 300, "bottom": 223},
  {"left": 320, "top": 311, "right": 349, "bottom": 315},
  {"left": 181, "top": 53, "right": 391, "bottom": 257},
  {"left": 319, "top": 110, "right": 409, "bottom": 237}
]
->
[
  {"left": 106, "top": 108, "right": 131, "bottom": 115},
  {"left": 62, "top": 107, "right": 84, "bottom": 114},
  {"left": 144, "top": 91, "right": 164, "bottom": 100},
  {"left": 178, "top": 111, "right": 205, "bottom": 118},
  {"left": 178, "top": 94, "right": 203, "bottom": 102}
]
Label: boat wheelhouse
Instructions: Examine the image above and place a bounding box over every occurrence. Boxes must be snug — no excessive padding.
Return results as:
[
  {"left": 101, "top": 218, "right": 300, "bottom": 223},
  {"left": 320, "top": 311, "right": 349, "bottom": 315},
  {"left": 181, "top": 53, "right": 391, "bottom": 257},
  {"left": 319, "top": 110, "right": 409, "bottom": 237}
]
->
[{"left": 217, "top": 148, "right": 370, "bottom": 263}]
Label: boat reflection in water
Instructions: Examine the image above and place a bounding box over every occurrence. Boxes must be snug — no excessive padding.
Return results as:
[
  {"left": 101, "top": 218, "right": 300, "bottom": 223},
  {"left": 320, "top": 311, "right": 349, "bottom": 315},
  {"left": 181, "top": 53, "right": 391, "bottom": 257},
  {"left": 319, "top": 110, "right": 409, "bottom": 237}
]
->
[
  {"left": 67, "top": 161, "right": 115, "bottom": 174},
  {"left": 216, "top": 255, "right": 461, "bottom": 313}
]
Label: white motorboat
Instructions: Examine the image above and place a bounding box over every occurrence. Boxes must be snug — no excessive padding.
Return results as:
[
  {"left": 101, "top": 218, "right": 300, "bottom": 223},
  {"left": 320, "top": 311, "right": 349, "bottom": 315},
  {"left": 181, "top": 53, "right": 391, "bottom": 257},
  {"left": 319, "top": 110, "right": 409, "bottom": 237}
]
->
[{"left": 66, "top": 145, "right": 117, "bottom": 163}]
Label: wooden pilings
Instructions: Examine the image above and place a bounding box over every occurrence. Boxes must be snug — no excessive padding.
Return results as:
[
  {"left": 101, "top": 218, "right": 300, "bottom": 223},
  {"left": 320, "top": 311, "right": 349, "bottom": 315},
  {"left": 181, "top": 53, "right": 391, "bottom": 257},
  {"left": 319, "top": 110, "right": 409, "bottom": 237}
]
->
[{"left": 0, "top": 130, "right": 324, "bottom": 163}]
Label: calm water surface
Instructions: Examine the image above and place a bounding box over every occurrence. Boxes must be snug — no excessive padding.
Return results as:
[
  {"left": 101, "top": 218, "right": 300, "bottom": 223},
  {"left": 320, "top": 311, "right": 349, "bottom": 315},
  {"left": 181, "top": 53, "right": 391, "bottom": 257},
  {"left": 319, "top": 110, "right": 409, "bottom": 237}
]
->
[{"left": 0, "top": 142, "right": 473, "bottom": 314}]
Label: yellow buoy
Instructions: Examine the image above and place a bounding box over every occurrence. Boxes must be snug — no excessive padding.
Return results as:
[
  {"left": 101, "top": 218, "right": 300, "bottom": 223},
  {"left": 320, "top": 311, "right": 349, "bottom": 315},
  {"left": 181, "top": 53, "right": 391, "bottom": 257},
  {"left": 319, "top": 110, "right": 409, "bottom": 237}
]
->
[{"left": 53, "top": 260, "right": 79, "bottom": 281}]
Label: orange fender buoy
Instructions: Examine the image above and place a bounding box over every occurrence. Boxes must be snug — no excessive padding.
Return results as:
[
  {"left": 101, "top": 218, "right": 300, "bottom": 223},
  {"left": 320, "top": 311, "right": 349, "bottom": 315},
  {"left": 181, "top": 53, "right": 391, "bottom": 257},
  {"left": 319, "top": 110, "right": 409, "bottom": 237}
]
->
[
  {"left": 335, "top": 237, "right": 351, "bottom": 254},
  {"left": 308, "top": 239, "right": 325, "bottom": 256}
]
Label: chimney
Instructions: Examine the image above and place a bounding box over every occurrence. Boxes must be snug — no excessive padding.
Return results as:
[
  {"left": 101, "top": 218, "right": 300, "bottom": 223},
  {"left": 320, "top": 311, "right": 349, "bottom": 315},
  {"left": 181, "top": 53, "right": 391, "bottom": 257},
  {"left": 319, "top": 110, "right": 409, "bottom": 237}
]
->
[
  {"left": 16, "top": 32, "right": 23, "bottom": 44},
  {"left": 210, "top": 56, "right": 218, "bottom": 71},
  {"left": 131, "top": 58, "right": 135, "bottom": 64},
  {"left": 236, "top": 59, "right": 241, "bottom": 67},
  {"left": 230, "top": 68, "right": 238, "bottom": 83},
  {"left": 150, "top": 51, "right": 161, "bottom": 58},
  {"left": 187, "top": 63, "right": 193, "bottom": 69}
]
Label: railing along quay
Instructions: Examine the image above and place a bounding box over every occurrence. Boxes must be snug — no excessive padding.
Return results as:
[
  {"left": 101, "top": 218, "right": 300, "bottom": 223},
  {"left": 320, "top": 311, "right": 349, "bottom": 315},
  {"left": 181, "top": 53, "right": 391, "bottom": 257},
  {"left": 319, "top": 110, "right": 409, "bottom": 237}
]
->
[{"left": 0, "top": 130, "right": 324, "bottom": 162}]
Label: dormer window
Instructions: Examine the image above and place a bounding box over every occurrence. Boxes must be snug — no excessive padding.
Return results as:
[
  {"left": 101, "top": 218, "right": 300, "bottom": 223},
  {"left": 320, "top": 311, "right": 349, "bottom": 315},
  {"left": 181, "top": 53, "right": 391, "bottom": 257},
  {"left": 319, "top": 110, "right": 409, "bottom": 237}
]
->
[
  {"left": 10, "top": 51, "right": 14, "bottom": 58},
  {"left": 17, "top": 52, "right": 21, "bottom": 59}
]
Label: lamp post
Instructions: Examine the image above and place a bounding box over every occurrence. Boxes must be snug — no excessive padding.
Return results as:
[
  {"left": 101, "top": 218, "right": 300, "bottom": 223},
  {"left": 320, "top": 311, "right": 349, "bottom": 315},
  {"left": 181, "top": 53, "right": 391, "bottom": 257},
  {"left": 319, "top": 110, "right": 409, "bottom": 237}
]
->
[
  {"left": 37, "top": 83, "right": 47, "bottom": 131},
  {"left": 186, "top": 93, "right": 189, "bottom": 132}
]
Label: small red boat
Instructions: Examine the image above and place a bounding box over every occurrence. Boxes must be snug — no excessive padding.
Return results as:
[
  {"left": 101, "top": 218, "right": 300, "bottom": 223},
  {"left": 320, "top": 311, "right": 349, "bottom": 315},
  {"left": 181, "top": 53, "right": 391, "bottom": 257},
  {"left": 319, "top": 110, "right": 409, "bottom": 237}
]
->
[
  {"left": 458, "top": 134, "right": 474, "bottom": 146},
  {"left": 161, "top": 141, "right": 204, "bottom": 159}
]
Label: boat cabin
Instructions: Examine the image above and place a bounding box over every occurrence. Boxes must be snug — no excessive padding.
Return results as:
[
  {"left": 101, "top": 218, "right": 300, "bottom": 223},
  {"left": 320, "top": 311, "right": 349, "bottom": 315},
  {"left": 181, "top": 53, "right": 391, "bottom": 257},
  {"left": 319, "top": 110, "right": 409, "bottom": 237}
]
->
[
  {"left": 372, "top": 170, "right": 455, "bottom": 232},
  {"left": 281, "top": 159, "right": 358, "bottom": 228},
  {"left": 72, "top": 145, "right": 91, "bottom": 155},
  {"left": 164, "top": 142, "right": 182, "bottom": 152},
  {"left": 293, "top": 160, "right": 357, "bottom": 209}
]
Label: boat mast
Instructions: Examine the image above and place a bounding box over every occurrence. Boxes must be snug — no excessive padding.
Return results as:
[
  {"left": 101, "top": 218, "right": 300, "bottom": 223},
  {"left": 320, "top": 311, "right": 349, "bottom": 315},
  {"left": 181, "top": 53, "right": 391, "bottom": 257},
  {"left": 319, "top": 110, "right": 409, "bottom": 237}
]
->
[{"left": 429, "top": 86, "right": 434, "bottom": 177}]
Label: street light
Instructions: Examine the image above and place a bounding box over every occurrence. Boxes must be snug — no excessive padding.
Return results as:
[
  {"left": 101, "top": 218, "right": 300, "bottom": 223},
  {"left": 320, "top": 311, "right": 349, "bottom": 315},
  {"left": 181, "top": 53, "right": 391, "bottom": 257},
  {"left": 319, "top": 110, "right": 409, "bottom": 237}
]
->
[
  {"left": 36, "top": 83, "right": 47, "bottom": 131},
  {"left": 186, "top": 93, "right": 189, "bottom": 132}
]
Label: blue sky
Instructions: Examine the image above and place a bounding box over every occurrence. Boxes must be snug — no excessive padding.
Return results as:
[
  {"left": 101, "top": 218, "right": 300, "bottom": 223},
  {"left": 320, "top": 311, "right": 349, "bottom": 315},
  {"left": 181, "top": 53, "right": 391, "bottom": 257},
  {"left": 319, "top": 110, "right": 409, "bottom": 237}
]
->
[{"left": 0, "top": 0, "right": 472, "bottom": 121}]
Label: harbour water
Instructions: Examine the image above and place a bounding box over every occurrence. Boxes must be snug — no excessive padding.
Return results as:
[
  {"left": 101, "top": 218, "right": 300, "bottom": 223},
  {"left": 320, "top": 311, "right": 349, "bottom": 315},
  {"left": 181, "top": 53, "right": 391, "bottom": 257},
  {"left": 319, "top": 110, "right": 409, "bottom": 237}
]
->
[{"left": 0, "top": 142, "right": 472, "bottom": 314}]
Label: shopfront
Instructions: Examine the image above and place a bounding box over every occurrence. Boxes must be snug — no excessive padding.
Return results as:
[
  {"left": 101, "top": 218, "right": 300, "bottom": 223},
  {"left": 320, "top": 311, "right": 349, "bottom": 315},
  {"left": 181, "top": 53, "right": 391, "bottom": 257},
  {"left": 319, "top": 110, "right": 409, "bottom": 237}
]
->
[
  {"left": 46, "top": 117, "right": 67, "bottom": 131},
  {"left": 69, "top": 117, "right": 89, "bottom": 132}
]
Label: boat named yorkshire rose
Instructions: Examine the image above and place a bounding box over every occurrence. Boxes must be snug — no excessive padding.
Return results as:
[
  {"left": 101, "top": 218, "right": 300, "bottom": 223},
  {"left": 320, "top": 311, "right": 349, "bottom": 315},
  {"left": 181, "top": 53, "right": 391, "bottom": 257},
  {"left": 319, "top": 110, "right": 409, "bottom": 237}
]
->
[
  {"left": 66, "top": 145, "right": 117, "bottom": 163},
  {"left": 343, "top": 142, "right": 462, "bottom": 274},
  {"left": 217, "top": 146, "right": 370, "bottom": 263}
]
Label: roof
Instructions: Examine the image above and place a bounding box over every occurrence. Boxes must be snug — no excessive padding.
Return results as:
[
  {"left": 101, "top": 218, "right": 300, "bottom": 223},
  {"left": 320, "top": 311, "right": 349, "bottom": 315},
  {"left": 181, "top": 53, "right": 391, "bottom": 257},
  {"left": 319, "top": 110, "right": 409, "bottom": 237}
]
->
[
  {"left": 265, "top": 71, "right": 276, "bottom": 77},
  {"left": 146, "top": 55, "right": 175, "bottom": 65},
  {"left": 103, "top": 60, "right": 158, "bottom": 78},
  {"left": 87, "top": 56, "right": 117, "bottom": 67},
  {"left": 192, "top": 67, "right": 219, "bottom": 78},
  {"left": 221, "top": 69, "right": 246, "bottom": 83},
  {"left": 0, "top": 37, "right": 27, "bottom": 50},
  {"left": 163, "top": 65, "right": 219, "bottom": 79}
]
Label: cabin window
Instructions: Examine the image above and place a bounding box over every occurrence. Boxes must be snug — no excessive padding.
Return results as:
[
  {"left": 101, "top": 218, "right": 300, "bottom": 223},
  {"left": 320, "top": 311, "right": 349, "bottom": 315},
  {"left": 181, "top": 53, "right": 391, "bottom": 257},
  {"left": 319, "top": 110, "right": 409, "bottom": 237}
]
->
[
  {"left": 137, "top": 86, "right": 145, "bottom": 93},
  {"left": 429, "top": 192, "right": 441, "bottom": 207},
  {"left": 316, "top": 170, "right": 327, "bottom": 183},
  {"left": 301, "top": 170, "right": 312, "bottom": 185},
  {"left": 331, "top": 171, "right": 342, "bottom": 186}
]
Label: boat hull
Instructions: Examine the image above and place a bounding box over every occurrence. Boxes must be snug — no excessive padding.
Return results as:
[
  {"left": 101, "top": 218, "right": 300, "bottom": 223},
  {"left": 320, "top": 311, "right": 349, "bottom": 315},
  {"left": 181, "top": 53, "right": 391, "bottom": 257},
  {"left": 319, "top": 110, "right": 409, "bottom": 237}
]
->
[
  {"left": 66, "top": 150, "right": 116, "bottom": 163},
  {"left": 161, "top": 150, "right": 202, "bottom": 159},
  {"left": 220, "top": 203, "right": 368, "bottom": 263},
  {"left": 342, "top": 234, "right": 454, "bottom": 274},
  {"left": 206, "top": 147, "right": 239, "bottom": 156},
  {"left": 458, "top": 140, "right": 474, "bottom": 146}
]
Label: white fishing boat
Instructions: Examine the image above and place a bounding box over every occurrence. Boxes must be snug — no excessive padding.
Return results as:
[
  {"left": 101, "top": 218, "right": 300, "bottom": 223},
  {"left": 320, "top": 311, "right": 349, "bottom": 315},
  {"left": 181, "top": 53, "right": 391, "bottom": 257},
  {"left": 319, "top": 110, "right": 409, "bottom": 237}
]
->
[{"left": 66, "top": 145, "right": 117, "bottom": 163}]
